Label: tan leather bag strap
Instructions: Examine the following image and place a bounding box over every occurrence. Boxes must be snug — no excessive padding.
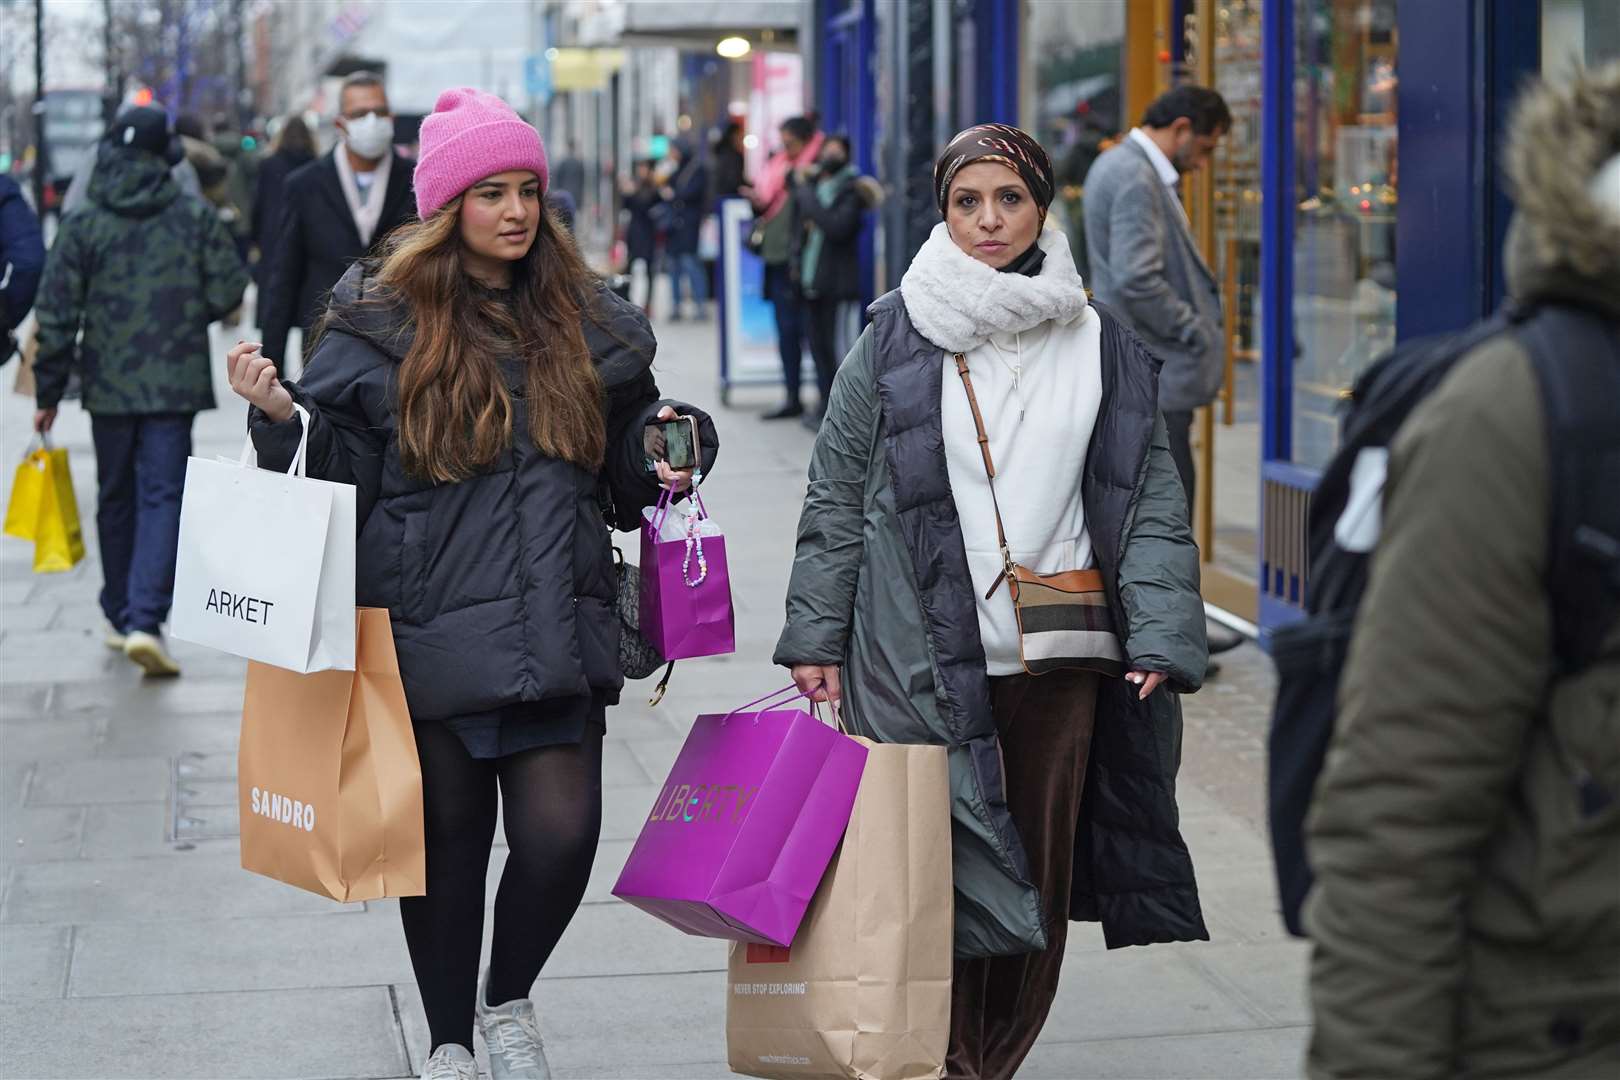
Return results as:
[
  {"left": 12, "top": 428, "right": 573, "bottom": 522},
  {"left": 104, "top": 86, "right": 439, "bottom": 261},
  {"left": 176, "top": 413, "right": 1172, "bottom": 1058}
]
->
[{"left": 953, "top": 353, "right": 1016, "bottom": 599}]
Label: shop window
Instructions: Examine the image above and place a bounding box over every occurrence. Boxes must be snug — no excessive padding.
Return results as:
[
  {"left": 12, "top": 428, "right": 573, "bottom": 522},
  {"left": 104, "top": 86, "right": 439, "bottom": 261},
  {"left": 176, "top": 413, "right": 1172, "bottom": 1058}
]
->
[
  {"left": 1543, "top": 0, "right": 1620, "bottom": 80},
  {"left": 1024, "top": 0, "right": 1125, "bottom": 277},
  {"left": 1290, "top": 0, "right": 1398, "bottom": 470}
]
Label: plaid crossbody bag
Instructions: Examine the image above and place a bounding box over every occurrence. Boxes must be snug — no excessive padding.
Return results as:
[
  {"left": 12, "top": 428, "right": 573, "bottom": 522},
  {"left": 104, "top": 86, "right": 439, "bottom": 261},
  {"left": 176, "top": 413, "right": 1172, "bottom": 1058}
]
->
[{"left": 953, "top": 353, "right": 1126, "bottom": 678}]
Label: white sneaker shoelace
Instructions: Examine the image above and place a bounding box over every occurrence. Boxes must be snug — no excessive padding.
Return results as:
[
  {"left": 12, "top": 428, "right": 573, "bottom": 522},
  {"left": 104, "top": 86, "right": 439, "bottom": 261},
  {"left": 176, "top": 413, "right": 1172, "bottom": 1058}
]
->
[
  {"left": 422, "top": 1045, "right": 478, "bottom": 1080},
  {"left": 481, "top": 1000, "right": 549, "bottom": 1078}
]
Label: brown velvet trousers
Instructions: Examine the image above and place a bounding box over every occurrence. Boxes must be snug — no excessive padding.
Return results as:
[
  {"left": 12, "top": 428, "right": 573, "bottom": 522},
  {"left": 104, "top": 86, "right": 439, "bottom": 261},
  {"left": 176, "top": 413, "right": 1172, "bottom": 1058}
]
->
[{"left": 947, "top": 669, "right": 1100, "bottom": 1080}]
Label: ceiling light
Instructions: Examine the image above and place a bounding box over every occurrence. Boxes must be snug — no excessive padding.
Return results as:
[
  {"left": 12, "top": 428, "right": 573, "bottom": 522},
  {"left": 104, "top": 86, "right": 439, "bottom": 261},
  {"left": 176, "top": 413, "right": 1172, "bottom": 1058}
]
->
[{"left": 717, "top": 37, "right": 752, "bottom": 60}]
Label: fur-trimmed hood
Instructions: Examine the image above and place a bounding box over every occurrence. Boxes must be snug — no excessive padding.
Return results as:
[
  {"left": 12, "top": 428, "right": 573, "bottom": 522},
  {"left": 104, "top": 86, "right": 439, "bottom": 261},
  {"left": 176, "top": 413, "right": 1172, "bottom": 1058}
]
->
[{"left": 1504, "top": 61, "right": 1620, "bottom": 318}]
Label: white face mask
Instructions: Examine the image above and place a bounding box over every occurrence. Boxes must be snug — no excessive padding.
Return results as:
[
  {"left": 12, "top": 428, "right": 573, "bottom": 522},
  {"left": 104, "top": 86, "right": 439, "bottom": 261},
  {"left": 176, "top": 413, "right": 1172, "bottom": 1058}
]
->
[{"left": 343, "top": 112, "right": 394, "bottom": 161}]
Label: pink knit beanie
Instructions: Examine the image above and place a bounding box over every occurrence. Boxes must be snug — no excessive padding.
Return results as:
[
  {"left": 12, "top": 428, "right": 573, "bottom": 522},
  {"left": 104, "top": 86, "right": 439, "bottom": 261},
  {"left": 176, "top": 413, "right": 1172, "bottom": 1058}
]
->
[{"left": 413, "top": 88, "right": 548, "bottom": 220}]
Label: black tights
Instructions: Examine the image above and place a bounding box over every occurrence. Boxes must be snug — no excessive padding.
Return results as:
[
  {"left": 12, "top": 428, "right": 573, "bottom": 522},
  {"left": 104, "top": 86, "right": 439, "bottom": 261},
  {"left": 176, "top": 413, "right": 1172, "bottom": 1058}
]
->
[{"left": 400, "top": 718, "right": 603, "bottom": 1052}]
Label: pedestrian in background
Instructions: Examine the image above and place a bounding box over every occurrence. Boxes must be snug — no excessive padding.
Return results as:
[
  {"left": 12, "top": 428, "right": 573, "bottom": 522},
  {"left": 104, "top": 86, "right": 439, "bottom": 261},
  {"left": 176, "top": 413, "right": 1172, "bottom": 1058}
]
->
[
  {"left": 31, "top": 106, "right": 248, "bottom": 677},
  {"left": 1082, "top": 85, "right": 1230, "bottom": 518},
  {"left": 660, "top": 139, "right": 709, "bottom": 321},
  {"left": 788, "top": 134, "right": 867, "bottom": 428},
  {"left": 620, "top": 159, "right": 664, "bottom": 316},
  {"left": 777, "top": 122, "right": 1208, "bottom": 1080},
  {"left": 751, "top": 115, "right": 823, "bottom": 419},
  {"left": 225, "top": 88, "right": 719, "bottom": 1080},
  {"left": 1305, "top": 62, "right": 1620, "bottom": 1080},
  {"left": 1, "top": 173, "right": 45, "bottom": 361},
  {"left": 251, "top": 114, "right": 317, "bottom": 294},
  {"left": 260, "top": 71, "right": 414, "bottom": 376},
  {"left": 711, "top": 121, "right": 749, "bottom": 203},
  {"left": 552, "top": 140, "right": 586, "bottom": 212}
]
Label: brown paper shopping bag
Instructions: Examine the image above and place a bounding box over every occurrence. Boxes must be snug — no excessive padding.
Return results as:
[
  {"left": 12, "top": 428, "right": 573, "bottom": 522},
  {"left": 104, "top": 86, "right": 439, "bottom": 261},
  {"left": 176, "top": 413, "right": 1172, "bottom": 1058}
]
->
[
  {"left": 727, "top": 737, "right": 953, "bottom": 1080},
  {"left": 239, "top": 608, "right": 425, "bottom": 902}
]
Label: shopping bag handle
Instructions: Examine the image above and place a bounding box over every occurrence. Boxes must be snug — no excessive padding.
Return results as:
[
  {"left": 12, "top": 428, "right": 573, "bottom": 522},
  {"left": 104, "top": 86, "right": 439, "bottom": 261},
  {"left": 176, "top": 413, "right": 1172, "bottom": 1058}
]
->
[
  {"left": 647, "top": 483, "right": 676, "bottom": 535},
  {"left": 810, "top": 698, "right": 852, "bottom": 735},
  {"left": 235, "top": 402, "right": 312, "bottom": 477},
  {"left": 721, "top": 684, "right": 812, "bottom": 724},
  {"left": 19, "top": 433, "right": 50, "bottom": 459}
]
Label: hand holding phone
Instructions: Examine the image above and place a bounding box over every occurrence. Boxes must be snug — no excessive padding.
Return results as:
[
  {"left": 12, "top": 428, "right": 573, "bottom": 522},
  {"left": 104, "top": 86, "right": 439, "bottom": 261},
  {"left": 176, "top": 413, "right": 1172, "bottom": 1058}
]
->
[{"left": 644, "top": 414, "right": 699, "bottom": 472}]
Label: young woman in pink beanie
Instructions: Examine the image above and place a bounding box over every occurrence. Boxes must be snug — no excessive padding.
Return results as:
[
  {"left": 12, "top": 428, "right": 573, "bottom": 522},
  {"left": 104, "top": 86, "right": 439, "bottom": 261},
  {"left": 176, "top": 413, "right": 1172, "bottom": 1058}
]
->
[{"left": 225, "top": 87, "right": 719, "bottom": 1080}]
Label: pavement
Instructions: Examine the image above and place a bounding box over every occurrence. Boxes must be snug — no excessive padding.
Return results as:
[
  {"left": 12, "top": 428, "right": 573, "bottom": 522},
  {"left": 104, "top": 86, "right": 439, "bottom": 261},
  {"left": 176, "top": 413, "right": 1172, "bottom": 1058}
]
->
[{"left": 0, "top": 295, "right": 1308, "bottom": 1079}]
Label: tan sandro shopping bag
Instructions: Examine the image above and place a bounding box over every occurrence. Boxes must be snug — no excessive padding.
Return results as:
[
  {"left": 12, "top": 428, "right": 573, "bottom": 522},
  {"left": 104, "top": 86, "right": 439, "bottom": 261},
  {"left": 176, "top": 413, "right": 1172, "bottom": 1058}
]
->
[
  {"left": 239, "top": 608, "right": 425, "bottom": 902},
  {"left": 728, "top": 737, "right": 953, "bottom": 1080}
]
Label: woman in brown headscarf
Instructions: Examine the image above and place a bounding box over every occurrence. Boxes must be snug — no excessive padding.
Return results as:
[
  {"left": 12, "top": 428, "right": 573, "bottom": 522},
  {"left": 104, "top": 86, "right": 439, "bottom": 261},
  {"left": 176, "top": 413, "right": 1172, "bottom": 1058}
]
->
[{"left": 774, "top": 123, "right": 1209, "bottom": 1078}]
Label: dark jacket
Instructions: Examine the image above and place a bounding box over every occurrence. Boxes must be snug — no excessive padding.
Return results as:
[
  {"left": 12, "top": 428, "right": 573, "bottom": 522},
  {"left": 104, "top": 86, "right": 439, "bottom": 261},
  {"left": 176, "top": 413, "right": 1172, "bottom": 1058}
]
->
[
  {"left": 259, "top": 151, "right": 414, "bottom": 364},
  {"left": 248, "top": 263, "right": 719, "bottom": 724},
  {"left": 33, "top": 148, "right": 248, "bottom": 413},
  {"left": 712, "top": 144, "right": 747, "bottom": 202},
  {"left": 788, "top": 169, "right": 864, "bottom": 301},
  {"left": 775, "top": 290, "right": 1209, "bottom": 957},
  {"left": 1, "top": 175, "right": 45, "bottom": 342},
  {"left": 624, "top": 184, "right": 663, "bottom": 263},
  {"left": 664, "top": 159, "right": 709, "bottom": 257},
  {"left": 1305, "top": 67, "right": 1620, "bottom": 1080},
  {"left": 251, "top": 147, "right": 314, "bottom": 289}
]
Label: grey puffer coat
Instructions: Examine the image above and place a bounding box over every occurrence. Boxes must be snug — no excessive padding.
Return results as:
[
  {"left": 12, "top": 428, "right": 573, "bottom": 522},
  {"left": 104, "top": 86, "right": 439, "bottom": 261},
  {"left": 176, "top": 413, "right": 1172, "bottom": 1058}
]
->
[{"left": 775, "top": 290, "right": 1209, "bottom": 957}]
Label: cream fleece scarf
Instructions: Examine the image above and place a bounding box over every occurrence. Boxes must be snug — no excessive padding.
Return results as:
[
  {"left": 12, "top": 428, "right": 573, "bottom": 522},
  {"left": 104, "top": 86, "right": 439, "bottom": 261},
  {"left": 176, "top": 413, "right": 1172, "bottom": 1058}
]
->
[{"left": 899, "top": 222, "right": 1090, "bottom": 353}]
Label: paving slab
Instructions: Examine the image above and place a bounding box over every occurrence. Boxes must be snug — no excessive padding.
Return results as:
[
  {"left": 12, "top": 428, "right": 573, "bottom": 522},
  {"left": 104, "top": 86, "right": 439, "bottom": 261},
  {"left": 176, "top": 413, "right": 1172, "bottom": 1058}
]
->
[
  {"left": 0, "top": 601, "right": 57, "bottom": 633},
  {"left": 25, "top": 755, "right": 170, "bottom": 805},
  {"left": 68, "top": 911, "right": 413, "bottom": 997},
  {"left": 0, "top": 684, "right": 49, "bottom": 722},
  {"left": 0, "top": 805, "right": 85, "bottom": 865},
  {"left": 0, "top": 715, "right": 102, "bottom": 761},
  {"left": 543, "top": 902, "right": 728, "bottom": 980},
  {"left": 1039, "top": 945, "right": 1270, "bottom": 1043},
  {"left": 1, "top": 853, "right": 356, "bottom": 924},
  {"left": 1017, "top": 1024, "right": 1309, "bottom": 1079},
  {"left": 0, "top": 987, "right": 409, "bottom": 1079},
  {"left": 55, "top": 676, "right": 247, "bottom": 718},
  {"left": 0, "top": 922, "right": 72, "bottom": 997},
  {"left": 1183, "top": 940, "right": 1313, "bottom": 1027},
  {"left": 96, "top": 709, "right": 240, "bottom": 757},
  {"left": 78, "top": 801, "right": 191, "bottom": 859}
]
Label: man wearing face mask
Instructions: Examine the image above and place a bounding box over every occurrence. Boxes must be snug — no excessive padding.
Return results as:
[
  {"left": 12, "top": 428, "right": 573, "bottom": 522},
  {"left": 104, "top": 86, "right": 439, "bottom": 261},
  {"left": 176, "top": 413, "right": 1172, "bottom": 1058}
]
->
[{"left": 259, "top": 71, "right": 415, "bottom": 375}]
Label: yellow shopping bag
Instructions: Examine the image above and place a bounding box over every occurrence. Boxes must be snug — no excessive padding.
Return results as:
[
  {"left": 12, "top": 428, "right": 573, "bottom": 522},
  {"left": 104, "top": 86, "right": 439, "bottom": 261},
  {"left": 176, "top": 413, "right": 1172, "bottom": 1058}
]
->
[
  {"left": 3, "top": 444, "right": 48, "bottom": 541},
  {"left": 26, "top": 444, "right": 84, "bottom": 573}
]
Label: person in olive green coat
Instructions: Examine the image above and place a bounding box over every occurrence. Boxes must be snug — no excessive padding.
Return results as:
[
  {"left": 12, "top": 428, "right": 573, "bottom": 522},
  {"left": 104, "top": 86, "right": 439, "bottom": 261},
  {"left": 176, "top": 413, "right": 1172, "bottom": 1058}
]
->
[
  {"left": 1306, "top": 63, "right": 1620, "bottom": 1080},
  {"left": 32, "top": 106, "right": 248, "bottom": 677}
]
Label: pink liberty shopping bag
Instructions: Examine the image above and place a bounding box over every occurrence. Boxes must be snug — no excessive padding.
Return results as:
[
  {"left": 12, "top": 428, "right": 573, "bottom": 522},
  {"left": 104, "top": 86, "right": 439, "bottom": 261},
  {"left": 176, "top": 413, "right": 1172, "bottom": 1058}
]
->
[
  {"left": 612, "top": 687, "right": 869, "bottom": 946},
  {"left": 639, "top": 485, "right": 735, "bottom": 660}
]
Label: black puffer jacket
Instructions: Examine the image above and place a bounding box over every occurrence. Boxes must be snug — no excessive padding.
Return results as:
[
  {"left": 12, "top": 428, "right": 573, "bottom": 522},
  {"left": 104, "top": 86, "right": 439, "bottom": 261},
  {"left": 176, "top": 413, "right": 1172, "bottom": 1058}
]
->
[{"left": 249, "top": 262, "right": 718, "bottom": 722}]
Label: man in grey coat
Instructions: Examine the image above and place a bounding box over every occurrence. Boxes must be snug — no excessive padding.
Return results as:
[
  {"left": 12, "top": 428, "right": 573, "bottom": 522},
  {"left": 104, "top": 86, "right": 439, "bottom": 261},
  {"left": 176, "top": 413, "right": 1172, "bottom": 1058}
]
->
[{"left": 1083, "top": 86, "right": 1231, "bottom": 515}]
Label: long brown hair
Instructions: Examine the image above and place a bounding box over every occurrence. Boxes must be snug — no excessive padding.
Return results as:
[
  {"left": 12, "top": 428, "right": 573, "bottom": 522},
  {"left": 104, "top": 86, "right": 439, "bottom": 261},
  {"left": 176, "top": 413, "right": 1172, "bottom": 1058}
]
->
[{"left": 376, "top": 198, "right": 605, "bottom": 483}]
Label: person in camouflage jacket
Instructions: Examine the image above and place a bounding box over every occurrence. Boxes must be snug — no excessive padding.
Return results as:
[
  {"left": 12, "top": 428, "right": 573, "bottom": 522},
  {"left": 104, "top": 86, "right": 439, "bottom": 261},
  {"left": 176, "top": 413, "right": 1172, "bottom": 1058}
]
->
[{"left": 32, "top": 106, "right": 248, "bottom": 677}]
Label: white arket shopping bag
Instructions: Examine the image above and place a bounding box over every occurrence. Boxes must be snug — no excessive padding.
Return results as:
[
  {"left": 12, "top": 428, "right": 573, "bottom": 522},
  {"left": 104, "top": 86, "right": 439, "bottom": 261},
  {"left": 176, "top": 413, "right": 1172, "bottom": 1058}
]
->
[{"left": 171, "top": 404, "right": 356, "bottom": 672}]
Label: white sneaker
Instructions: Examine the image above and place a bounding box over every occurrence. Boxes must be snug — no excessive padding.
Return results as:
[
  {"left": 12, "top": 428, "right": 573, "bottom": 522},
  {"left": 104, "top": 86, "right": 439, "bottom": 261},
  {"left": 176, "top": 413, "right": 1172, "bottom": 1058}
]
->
[
  {"left": 421, "top": 1043, "right": 478, "bottom": 1080},
  {"left": 123, "top": 630, "right": 181, "bottom": 677},
  {"left": 103, "top": 622, "right": 127, "bottom": 650},
  {"left": 477, "top": 971, "right": 550, "bottom": 1079}
]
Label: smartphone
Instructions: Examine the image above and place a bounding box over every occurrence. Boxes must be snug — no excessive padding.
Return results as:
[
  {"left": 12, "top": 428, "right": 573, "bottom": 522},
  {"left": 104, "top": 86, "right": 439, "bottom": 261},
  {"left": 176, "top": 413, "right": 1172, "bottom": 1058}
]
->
[{"left": 643, "top": 415, "right": 699, "bottom": 472}]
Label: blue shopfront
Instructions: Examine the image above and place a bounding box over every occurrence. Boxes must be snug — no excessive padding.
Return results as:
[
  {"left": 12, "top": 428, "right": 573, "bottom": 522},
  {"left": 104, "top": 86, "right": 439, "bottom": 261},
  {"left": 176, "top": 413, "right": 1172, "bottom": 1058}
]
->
[{"left": 806, "top": 0, "right": 1619, "bottom": 640}]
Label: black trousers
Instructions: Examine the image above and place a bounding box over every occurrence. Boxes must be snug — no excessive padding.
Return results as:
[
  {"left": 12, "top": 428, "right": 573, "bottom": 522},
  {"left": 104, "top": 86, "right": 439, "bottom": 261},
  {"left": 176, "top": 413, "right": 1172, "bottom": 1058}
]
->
[
  {"left": 764, "top": 262, "right": 806, "bottom": 403},
  {"left": 804, "top": 296, "right": 852, "bottom": 410}
]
